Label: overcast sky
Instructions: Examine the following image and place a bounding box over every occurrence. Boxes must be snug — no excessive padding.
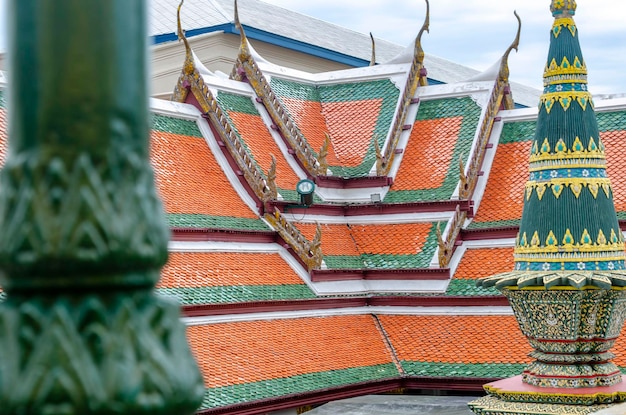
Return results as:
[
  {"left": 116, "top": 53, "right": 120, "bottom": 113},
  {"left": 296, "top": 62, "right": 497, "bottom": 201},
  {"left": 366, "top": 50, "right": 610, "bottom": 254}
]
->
[
  {"left": 260, "top": 0, "right": 626, "bottom": 95},
  {"left": 0, "top": 0, "right": 625, "bottom": 95}
]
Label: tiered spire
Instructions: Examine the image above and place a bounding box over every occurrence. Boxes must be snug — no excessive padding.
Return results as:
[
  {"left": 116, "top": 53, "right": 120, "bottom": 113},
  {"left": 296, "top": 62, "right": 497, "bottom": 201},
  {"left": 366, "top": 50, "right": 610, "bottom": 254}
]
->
[{"left": 480, "top": 0, "right": 626, "bottom": 289}]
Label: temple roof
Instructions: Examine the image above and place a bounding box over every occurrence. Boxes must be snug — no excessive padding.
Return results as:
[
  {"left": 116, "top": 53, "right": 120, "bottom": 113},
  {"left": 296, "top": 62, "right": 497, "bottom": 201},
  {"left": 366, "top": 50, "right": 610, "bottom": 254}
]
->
[
  {"left": 2, "top": 62, "right": 626, "bottom": 410},
  {"left": 1, "top": 1, "right": 626, "bottom": 412},
  {"left": 151, "top": 0, "right": 541, "bottom": 107}
]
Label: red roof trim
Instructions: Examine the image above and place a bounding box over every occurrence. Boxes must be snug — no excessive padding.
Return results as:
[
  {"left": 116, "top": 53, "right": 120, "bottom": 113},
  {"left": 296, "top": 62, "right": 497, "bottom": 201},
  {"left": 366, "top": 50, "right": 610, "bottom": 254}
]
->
[
  {"left": 171, "top": 228, "right": 276, "bottom": 243},
  {"left": 368, "top": 295, "right": 508, "bottom": 307},
  {"left": 315, "top": 175, "right": 393, "bottom": 189},
  {"left": 460, "top": 226, "right": 518, "bottom": 241},
  {"left": 182, "top": 298, "right": 368, "bottom": 317},
  {"left": 181, "top": 295, "right": 508, "bottom": 317},
  {"left": 311, "top": 268, "right": 450, "bottom": 282},
  {"left": 270, "top": 199, "right": 473, "bottom": 217}
]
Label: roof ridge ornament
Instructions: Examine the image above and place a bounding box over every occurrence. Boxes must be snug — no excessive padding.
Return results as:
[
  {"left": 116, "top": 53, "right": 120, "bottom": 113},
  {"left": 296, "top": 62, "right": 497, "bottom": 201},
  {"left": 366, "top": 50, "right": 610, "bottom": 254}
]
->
[
  {"left": 499, "top": 11, "right": 521, "bottom": 85},
  {"left": 177, "top": 0, "right": 195, "bottom": 76},
  {"left": 415, "top": 0, "right": 430, "bottom": 85},
  {"left": 233, "top": 0, "right": 252, "bottom": 61},
  {"left": 369, "top": 32, "right": 376, "bottom": 66}
]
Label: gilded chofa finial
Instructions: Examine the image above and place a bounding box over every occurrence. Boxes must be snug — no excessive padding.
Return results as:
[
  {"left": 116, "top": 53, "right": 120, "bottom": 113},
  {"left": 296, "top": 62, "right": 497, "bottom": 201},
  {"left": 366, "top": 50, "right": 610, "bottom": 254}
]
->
[
  {"left": 551, "top": 0, "right": 576, "bottom": 17},
  {"left": 415, "top": 0, "right": 430, "bottom": 66},
  {"left": 177, "top": 0, "right": 195, "bottom": 75},
  {"left": 499, "top": 11, "right": 521, "bottom": 84},
  {"left": 234, "top": 0, "right": 251, "bottom": 59},
  {"left": 267, "top": 154, "right": 278, "bottom": 199},
  {"left": 369, "top": 32, "right": 376, "bottom": 66}
]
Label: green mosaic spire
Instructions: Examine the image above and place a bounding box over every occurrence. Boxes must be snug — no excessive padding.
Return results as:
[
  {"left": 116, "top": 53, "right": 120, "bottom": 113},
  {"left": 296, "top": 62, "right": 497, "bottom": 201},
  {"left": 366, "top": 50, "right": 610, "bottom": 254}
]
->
[{"left": 480, "top": 0, "right": 626, "bottom": 289}]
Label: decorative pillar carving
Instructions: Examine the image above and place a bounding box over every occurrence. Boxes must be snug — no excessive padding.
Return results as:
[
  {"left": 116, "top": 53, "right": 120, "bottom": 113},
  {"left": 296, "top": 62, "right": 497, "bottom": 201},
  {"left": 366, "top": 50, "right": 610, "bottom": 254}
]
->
[{"left": 0, "top": 1, "right": 205, "bottom": 413}]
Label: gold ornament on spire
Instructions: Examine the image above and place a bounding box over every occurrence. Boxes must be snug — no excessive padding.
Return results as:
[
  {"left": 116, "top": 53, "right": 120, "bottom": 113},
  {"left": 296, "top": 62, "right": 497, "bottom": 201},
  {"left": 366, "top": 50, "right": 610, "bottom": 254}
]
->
[{"left": 550, "top": 0, "right": 577, "bottom": 17}]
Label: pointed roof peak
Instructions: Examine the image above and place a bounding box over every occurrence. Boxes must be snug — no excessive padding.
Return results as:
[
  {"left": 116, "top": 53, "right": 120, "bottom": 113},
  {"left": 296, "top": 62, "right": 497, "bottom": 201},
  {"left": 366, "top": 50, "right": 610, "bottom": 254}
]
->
[
  {"left": 415, "top": 0, "right": 430, "bottom": 66},
  {"left": 551, "top": 0, "right": 577, "bottom": 17},
  {"left": 177, "top": 0, "right": 195, "bottom": 76}
]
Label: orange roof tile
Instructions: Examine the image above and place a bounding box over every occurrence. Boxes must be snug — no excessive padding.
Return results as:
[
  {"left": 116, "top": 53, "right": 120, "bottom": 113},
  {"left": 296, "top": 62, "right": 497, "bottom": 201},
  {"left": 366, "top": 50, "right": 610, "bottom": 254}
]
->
[
  {"left": 158, "top": 252, "right": 304, "bottom": 288},
  {"left": 602, "top": 130, "right": 626, "bottom": 213},
  {"left": 322, "top": 99, "right": 383, "bottom": 168},
  {"left": 454, "top": 248, "right": 515, "bottom": 280},
  {"left": 296, "top": 222, "right": 433, "bottom": 256},
  {"left": 150, "top": 131, "right": 258, "bottom": 218},
  {"left": 378, "top": 315, "right": 532, "bottom": 365},
  {"left": 393, "top": 117, "right": 463, "bottom": 191},
  {"left": 228, "top": 111, "right": 300, "bottom": 190},
  {"left": 472, "top": 141, "right": 531, "bottom": 225},
  {"left": 610, "top": 328, "right": 626, "bottom": 366},
  {"left": 188, "top": 315, "right": 394, "bottom": 388},
  {"left": 280, "top": 97, "right": 340, "bottom": 166}
]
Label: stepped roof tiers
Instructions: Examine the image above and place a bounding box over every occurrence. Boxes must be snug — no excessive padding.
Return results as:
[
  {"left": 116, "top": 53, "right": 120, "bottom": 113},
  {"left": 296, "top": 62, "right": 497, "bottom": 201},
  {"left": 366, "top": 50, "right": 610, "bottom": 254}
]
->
[
  {"left": 473, "top": 1, "right": 626, "bottom": 414},
  {"left": 1, "top": 0, "right": 626, "bottom": 414}
]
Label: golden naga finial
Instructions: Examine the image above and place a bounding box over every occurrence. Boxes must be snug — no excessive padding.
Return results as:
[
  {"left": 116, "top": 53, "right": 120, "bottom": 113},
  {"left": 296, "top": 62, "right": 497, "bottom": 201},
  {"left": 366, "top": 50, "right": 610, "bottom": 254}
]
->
[
  {"left": 458, "top": 155, "right": 468, "bottom": 198},
  {"left": 234, "top": 0, "right": 251, "bottom": 59},
  {"left": 177, "top": 0, "right": 195, "bottom": 76},
  {"left": 499, "top": 10, "right": 521, "bottom": 85},
  {"left": 498, "top": 11, "right": 521, "bottom": 110},
  {"left": 369, "top": 32, "right": 376, "bottom": 66},
  {"left": 318, "top": 133, "right": 330, "bottom": 174},
  {"left": 374, "top": 136, "right": 384, "bottom": 175},
  {"left": 267, "top": 154, "right": 278, "bottom": 199},
  {"left": 415, "top": 0, "right": 430, "bottom": 86},
  {"left": 436, "top": 222, "right": 448, "bottom": 268}
]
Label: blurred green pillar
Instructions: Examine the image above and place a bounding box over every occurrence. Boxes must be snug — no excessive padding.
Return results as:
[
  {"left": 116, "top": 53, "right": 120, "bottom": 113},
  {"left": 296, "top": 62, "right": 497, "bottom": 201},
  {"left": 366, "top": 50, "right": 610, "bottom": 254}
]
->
[{"left": 0, "top": 1, "right": 205, "bottom": 413}]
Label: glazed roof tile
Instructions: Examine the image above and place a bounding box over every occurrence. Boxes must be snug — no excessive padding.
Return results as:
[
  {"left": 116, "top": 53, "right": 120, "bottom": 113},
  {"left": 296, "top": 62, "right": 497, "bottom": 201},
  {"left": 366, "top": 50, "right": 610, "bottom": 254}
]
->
[
  {"left": 385, "top": 97, "right": 482, "bottom": 203},
  {"left": 188, "top": 315, "right": 398, "bottom": 409},
  {"left": 602, "top": 129, "right": 626, "bottom": 218},
  {"left": 296, "top": 222, "right": 438, "bottom": 269},
  {"left": 150, "top": 115, "right": 267, "bottom": 230},
  {"left": 446, "top": 248, "right": 514, "bottom": 296},
  {"left": 378, "top": 315, "right": 532, "bottom": 378},
  {"left": 186, "top": 314, "right": 626, "bottom": 409},
  {"left": 216, "top": 91, "right": 301, "bottom": 199},
  {"left": 156, "top": 252, "right": 315, "bottom": 304},
  {"left": 471, "top": 111, "right": 626, "bottom": 229},
  {"left": 270, "top": 77, "right": 399, "bottom": 178}
]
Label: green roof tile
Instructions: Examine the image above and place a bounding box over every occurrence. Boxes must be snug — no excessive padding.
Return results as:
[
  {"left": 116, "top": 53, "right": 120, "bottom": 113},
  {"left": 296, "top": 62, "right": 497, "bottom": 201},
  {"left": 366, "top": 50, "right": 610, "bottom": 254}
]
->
[
  {"left": 0, "top": 89, "right": 5, "bottom": 109},
  {"left": 499, "top": 120, "right": 536, "bottom": 145},
  {"left": 216, "top": 91, "right": 260, "bottom": 115},
  {"left": 151, "top": 113, "right": 203, "bottom": 137},
  {"left": 157, "top": 284, "right": 316, "bottom": 305},
  {"left": 445, "top": 279, "right": 500, "bottom": 296},
  {"left": 201, "top": 364, "right": 399, "bottom": 409},
  {"left": 270, "top": 77, "right": 400, "bottom": 179},
  {"left": 384, "top": 97, "right": 481, "bottom": 203},
  {"left": 401, "top": 361, "right": 526, "bottom": 379},
  {"left": 166, "top": 213, "right": 269, "bottom": 231},
  {"left": 467, "top": 219, "right": 521, "bottom": 230},
  {"left": 321, "top": 225, "right": 438, "bottom": 270},
  {"left": 270, "top": 78, "right": 320, "bottom": 101}
]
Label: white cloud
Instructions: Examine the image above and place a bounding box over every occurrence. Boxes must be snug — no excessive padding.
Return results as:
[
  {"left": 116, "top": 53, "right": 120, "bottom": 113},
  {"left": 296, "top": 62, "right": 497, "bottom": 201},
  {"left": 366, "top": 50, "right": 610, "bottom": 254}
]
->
[{"left": 262, "top": 0, "right": 626, "bottom": 94}]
